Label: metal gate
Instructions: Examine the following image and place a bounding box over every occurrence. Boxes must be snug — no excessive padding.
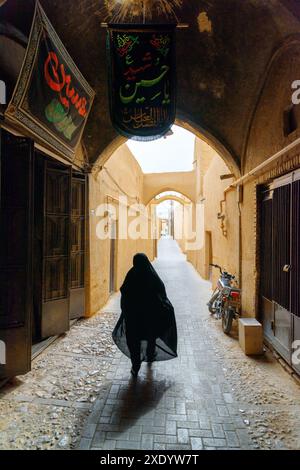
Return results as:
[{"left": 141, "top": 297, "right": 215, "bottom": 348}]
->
[
  {"left": 260, "top": 170, "right": 300, "bottom": 374},
  {"left": 70, "top": 173, "right": 87, "bottom": 319},
  {"left": 41, "top": 160, "right": 71, "bottom": 338},
  {"left": 0, "top": 130, "right": 34, "bottom": 378}
]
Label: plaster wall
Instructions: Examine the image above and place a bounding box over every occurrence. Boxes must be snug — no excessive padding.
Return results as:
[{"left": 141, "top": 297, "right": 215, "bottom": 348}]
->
[
  {"left": 87, "top": 144, "right": 154, "bottom": 316},
  {"left": 240, "top": 41, "right": 300, "bottom": 316},
  {"left": 184, "top": 140, "right": 239, "bottom": 301}
]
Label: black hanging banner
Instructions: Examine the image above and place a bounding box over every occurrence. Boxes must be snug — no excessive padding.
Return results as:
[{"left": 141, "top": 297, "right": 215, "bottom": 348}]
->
[
  {"left": 5, "top": 2, "right": 95, "bottom": 160},
  {"left": 107, "top": 24, "right": 177, "bottom": 141}
]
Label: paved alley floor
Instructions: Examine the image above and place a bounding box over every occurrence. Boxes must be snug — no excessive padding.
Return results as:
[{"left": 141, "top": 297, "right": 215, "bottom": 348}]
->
[
  {"left": 78, "top": 238, "right": 300, "bottom": 451},
  {"left": 1, "top": 238, "right": 300, "bottom": 450}
]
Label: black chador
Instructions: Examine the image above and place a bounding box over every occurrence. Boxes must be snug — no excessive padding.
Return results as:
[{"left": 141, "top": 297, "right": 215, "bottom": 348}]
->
[{"left": 112, "top": 253, "right": 177, "bottom": 376}]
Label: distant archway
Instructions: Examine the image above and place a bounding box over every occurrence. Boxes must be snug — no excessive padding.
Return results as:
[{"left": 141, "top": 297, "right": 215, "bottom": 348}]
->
[
  {"left": 152, "top": 191, "right": 195, "bottom": 249},
  {"left": 150, "top": 194, "right": 190, "bottom": 206},
  {"left": 148, "top": 190, "right": 192, "bottom": 205},
  {"left": 143, "top": 174, "right": 196, "bottom": 205}
]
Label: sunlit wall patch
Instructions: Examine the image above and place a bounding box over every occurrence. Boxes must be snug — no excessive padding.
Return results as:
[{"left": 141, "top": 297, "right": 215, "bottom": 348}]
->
[
  {"left": 0, "top": 340, "right": 6, "bottom": 365},
  {"left": 197, "top": 11, "right": 212, "bottom": 34},
  {"left": 104, "top": 0, "right": 183, "bottom": 22},
  {"left": 0, "top": 80, "right": 6, "bottom": 105}
]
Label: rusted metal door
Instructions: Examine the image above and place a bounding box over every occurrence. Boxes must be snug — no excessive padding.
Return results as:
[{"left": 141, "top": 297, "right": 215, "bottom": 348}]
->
[
  {"left": 0, "top": 130, "right": 33, "bottom": 378},
  {"left": 260, "top": 171, "right": 300, "bottom": 372},
  {"left": 41, "top": 160, "right": 71, "bottom": 338},
  {"left": 260, "top": 189, "right": 274, "bottom": 342},
  {"left": 272, "top": 178, "right": 292, "bottom": 362},
  {"left": 291, "top": 174, "right": 300, "bottom": 375},
  {"left": 70, "top": 173, "right": 86, "bottom": 319}
]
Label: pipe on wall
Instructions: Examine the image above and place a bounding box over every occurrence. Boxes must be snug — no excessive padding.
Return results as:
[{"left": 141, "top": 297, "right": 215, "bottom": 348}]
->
[{"left": 226, "top": 137, "right": 300, "bottom": 190}]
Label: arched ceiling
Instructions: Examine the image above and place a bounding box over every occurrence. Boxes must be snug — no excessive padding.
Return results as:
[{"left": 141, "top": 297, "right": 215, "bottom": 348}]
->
[{"left": 1, "top": 0, "right": 300, "bottom": 169}]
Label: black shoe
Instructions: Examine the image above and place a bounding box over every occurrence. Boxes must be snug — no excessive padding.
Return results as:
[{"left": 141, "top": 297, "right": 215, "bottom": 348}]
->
[{"left": 131, "top": 363, "right": 140, "bottom": 377}]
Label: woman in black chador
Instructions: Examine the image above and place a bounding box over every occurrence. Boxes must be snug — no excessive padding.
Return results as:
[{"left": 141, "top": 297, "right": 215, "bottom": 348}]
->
[{"left": 112, "top": 253, "right": 177, "bottom": 377}]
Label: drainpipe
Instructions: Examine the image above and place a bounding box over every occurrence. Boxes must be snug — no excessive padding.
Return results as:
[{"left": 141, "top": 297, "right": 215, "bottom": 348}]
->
[
  {"left": 226, "top": 137, "right": 300, "bottom": 189},
  {"left": 223, "top": 187, "right": 242, "bottom": 290},
  {"left": 237, "top": 194, "right": 242, "bottom": 292}
]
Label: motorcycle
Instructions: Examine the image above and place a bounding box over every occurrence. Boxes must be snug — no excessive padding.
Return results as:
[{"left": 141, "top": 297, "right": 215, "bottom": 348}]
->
[{"left": 207, "top": 264, "right": 241, "bottom": 334}]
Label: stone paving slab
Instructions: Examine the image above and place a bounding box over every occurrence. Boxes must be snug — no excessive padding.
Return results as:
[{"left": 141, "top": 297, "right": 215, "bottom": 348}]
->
[
  {"left": 0, "top": 309, "right": 117, "bottom": 449},
  {"left": 79, "top": 239, "right": 254, "bottom": 450},
  {"left": 3, "top": 239, "right": 298, "bottom": 450}
]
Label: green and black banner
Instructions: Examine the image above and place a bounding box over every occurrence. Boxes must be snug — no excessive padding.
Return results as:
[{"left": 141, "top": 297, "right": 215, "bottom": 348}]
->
[
  {"left": 107, "top": 24, "right": 177, "bottom": 141},
  {"left": 5, "top": 2, "right": 95, "bottom": 160},
  {"left": 27, "top": 31, "right": 92, "bottom": 149}
]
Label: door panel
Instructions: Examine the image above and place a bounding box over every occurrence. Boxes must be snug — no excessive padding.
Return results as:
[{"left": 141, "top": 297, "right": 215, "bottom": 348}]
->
[
  {"left": 272, "top": 185, "right": 291, "bottom": 311},
  {"left": 70, "top": 175, "right": 86, "bottom": 319},
  {"left": 293, "top": 315, "right": 300, "bottom": 375},
  {"left": 70, "top": 253, "right": 85, "bottom": 289},
  {"left": 0, "top": 130, "right": 33, "bottom": 378},
  {"left": 262, "top": 297, "right": 274, "bottom": 342},
  {"left": 291, "top": 179, "right": 300, "bottom": 374},
  {"left": 261, "top": 174, "right": 300, "bottom": 373},
  {"left": 41, "top": 162, "right": 70, "bottom": 338},
  {"left": 260, "top": 196, "right": 273, "bottom": 301},
  {"left": 260, "top": 193, "right": 274, "bottom": 339},
  {"left": 44, "top": 257, "right": 69, "bottom": 301},
  {"left": 291, "top": 180, "right": 300, "bottom": 318},
  {"left": 45, "top": 215, "right": 69, "bottom": 258},
  {"left": 273, "top": 303, "right": 292, "bottom": 363},
  {"left": 272, "top": 184, "right": 292, "bottom": 360}
]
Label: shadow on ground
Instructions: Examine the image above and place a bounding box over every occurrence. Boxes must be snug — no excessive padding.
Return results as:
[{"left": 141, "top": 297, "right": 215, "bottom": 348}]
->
[{"left": 92, "top": 366, "right": 172, "bottom": 444}]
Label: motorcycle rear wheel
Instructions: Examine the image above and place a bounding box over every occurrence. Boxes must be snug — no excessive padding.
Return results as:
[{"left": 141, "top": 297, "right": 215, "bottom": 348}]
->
[{"left": 222, "top": 308, "right": 234, "bottom": 334}]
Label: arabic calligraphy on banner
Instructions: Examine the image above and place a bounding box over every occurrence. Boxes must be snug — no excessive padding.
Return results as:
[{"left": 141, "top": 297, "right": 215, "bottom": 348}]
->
[
  {"left": 5, "top": 2, "right": 95, "bottom": 160},
  {"left": 107, "top": 24, "right": 176, "bottom": 140}
]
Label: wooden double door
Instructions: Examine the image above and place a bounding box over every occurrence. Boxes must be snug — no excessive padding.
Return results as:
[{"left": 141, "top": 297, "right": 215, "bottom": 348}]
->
[
  {"left": 0, "top": 130, "right": 87, "bottom": 379},
  {"left": 260, "top": 170, "right": 300, "bottom": 375}
]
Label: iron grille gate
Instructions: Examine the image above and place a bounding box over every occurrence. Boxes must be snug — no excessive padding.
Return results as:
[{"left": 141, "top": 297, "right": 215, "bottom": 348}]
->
[
  {"left": 272, "top": 184, "right": 291, "bottom": 311},
  {"left": 70, "top": 173, "right": 86, "bottom": 319},
  {"left": 291, "top": 179, "right": 300, "bottom": 318},
  {"left": 0, "top": 131, "right": 87, "bottom": 379},
  {"left": 260, "top": 170, "right": 300, "bottom": 374},
  {"left": 0, "top": 130, "right": 33, "bottom": 379}
]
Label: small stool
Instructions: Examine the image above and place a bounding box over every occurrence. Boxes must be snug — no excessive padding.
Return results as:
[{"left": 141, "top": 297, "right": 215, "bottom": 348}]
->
[{"left": 238, "top": 318, "right": 263, "bottom": 355}]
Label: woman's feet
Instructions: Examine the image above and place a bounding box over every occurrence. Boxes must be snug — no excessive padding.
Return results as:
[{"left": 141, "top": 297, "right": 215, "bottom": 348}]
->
[
  {"left": 130, "top": 367, "right": 138, "bottom": 378},
  {"left": 130, "top": 362, "right": 141, "bottom": 378}
]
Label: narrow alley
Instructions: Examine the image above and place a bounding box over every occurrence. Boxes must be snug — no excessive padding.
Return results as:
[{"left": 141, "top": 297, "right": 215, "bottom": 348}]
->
[
  {"left": 1, "top": 239, "right": 299, "bottom": 451},
  {"left": 1, "top": 0, "right": 300, "bottom": 457}
]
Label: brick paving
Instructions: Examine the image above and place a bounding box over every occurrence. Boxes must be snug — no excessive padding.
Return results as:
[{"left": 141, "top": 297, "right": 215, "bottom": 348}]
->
[{"left": 79, "top": 238, "right": 253, "bottom": 450}]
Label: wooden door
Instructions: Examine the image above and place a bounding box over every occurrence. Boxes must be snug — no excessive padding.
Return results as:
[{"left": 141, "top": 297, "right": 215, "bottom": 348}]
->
[
  {"left": 291, "top": 174, "right": 300, "bottom": 375},
  {"left": 260, "top": 172, "right": 300, "bottom": 370},
  {"left": 0, "top": 129, "right": 33, "bottom": 378},
  {"left": 260, "top": 189, "right": 274, "bottom": 342},
  {"left": 70, "top": 173, "right": 86, "bottom": 319},
  {"left": 41, "top": 160, "right": 71, "bottom": 338},
  {"left": 272, "top": 181, "right": 292, "bottom": 362}
]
